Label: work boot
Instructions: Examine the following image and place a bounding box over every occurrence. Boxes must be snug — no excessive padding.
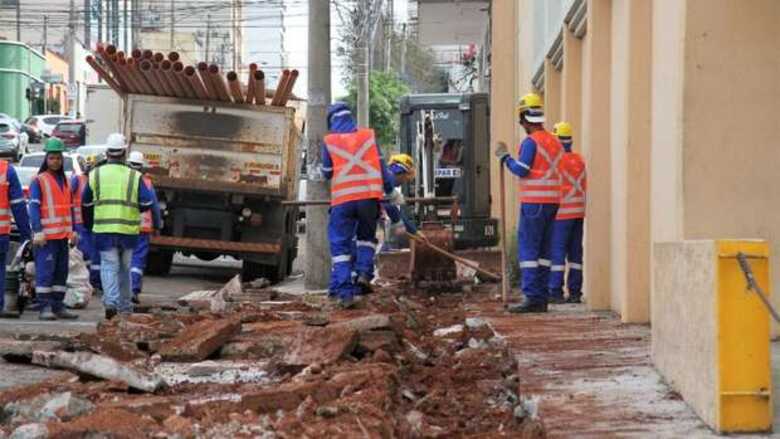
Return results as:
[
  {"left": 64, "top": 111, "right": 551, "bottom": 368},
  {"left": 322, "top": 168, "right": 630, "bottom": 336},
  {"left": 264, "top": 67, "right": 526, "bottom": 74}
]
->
[
  {"left": 506, "top": 298, "right": 548, "bottom": 314},
  {"left": 0, "top": 310, "right": 20, "bottom": 319},
  {"left": 104, "top": 308, "right": 118, "bottom": 320},
  {"left": 356, "top": 276, "right": 373, "bottom": 295},
  {"left": 566, "top": 294, "right": 582, "bottom": 304},
  {"left": 548, "top": 295, "right": 566, "bottom": 304},
  {"left": 53, "top": 309, "right": 79, "bottom": 320},
  {"left": 338, "top": 296, "right": 357, "bottom": 309},
  {"left": 131, "top": 295, "right": 140, "bottom": 305},
  {"left": 38, "top": 309, "right": 57, "bottom": 321}
]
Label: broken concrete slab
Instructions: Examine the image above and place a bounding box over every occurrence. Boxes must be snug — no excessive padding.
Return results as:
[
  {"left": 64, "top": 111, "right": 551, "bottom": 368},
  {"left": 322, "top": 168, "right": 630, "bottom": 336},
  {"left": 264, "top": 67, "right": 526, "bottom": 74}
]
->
[
  {"left": 0, "top": 339, "right": 64, "bottom": 363},
  {"left": 331, "top": 314, "right": 391, "bottom": 333},
  {"left": 39, "top": 392, "right": 95, "bottom": 421},
  {"left": 433, "top": 324, "right": 464, "bottom": 337},
  {"left": 76, "top": 333, "right": 146, "bottom": 362},
  {"left": 177, "top": 275, "right": 242, "bottom": 312},
  {"left": 10, "top": 423, "right": 48, "bottom": 439},
  {"left": 282, "top": 325, "right": 359, "bottom": 367},
  {"left": 158, "top": 318, "right": 241, "bottom": 362},
  {"left": 357, "top": 330, "right": 400, "bottom": 353},
  {"left": 31, "top": 351, "right": 165, "bottom": 393}
]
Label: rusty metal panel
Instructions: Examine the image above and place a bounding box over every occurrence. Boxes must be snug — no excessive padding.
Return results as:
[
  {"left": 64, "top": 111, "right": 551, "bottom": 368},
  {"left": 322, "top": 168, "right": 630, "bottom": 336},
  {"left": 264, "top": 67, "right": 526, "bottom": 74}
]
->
[
  {"left": 124, "top": 95, "right": 300, "bottom": 198},
  {"left": 151, "top": 236, "right": 281, "bottom": 254}
]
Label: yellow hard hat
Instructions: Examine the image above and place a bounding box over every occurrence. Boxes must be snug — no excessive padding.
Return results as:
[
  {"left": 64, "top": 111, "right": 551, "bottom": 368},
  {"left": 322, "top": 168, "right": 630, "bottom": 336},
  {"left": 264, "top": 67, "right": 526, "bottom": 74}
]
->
[
  {"left": 553, "top": 121, "right": 573, "bottom": 139},
  {"left": 516, "top": 93, "right": 545, "bottom": 123},
  {"left": 389, "top": 153, "right": 415, "bottom": 173}
]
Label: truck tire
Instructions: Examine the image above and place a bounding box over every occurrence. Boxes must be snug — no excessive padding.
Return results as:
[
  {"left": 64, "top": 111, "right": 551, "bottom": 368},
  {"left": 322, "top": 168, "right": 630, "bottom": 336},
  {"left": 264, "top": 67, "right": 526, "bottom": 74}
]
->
[
  {"left": 146, "top": 250, "right": 173, "bottom": 276},
  {"left": 242, "top": 252, "right": 289, "bottom": 284}
]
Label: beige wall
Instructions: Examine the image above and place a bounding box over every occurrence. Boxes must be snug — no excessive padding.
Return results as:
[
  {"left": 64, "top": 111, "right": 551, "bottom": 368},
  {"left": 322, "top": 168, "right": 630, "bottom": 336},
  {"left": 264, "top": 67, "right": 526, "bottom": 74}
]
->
[
  {"left": 544, "top": 60, "right": 562, "bottom": 127},
  {"left": 561, "top": 30, "right": 583, "bottom": 149}
]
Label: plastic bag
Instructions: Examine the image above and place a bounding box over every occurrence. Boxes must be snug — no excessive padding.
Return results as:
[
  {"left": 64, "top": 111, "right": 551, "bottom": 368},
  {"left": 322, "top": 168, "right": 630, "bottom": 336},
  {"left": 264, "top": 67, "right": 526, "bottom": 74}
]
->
[{"left": 64, "top": 248, "right": 94, "bottom": 309}]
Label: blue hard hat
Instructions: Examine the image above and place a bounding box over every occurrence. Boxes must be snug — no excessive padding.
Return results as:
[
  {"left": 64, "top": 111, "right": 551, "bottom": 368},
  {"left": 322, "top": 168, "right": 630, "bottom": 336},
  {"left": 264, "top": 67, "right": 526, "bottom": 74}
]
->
[{"left": 327, "top": 102, "right": 356, "bottom": 133}]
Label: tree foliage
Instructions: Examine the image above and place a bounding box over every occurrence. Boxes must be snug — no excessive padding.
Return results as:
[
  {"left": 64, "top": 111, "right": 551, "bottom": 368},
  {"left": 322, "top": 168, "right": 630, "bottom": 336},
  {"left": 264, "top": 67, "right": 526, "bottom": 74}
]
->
[{"left": 343, "top": 70, "right": 409, "bottom": 150}]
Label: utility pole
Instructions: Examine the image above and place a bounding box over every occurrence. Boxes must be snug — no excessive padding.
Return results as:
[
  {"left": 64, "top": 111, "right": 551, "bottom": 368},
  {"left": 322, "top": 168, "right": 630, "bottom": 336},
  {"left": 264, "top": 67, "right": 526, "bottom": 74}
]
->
[
  {"left": 15, "top": 0, "right": 20, "bottom": 42},
  {"left": 124, "top": 0, "right": 128, "bottom": 51},
  {"left": 169, "top": 0, "right": 175, "bottom": 51},
  {"left": 85, "top": 0, "right": 91, "bottom": 49},
  {"left": 113, "top": 0, "right": 120, "bottom": 46},
  {"left": 97, "top": 0, "right": 103, "bottom": 44},
  {"left": 205, "top": 15, "right": 211, "bottom": 63},
  {"left": 357, "top": 38, "right": 369, "bottom": 127},
  {"left": 399, "top": 23, "right": 407, "bottom": 77},
  {"left": 42, "top": 16, "right": 48, "bottom": 54},
  {"left": 305, "top": 0, "right": 332, "bottom": 290},
  {"left": 231, "top": 0, "right": 237, "bottom": 72},
  {"left": 385, "top": 0, "right": 393, "bottom": 72},
  {"left": 68, "top": 0, "right": 77, "bottom": 117}
]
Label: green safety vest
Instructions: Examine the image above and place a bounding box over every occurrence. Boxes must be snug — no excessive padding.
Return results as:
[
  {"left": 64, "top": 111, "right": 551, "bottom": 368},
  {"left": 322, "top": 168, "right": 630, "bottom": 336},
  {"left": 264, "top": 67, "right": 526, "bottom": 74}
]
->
[{"left": 89, "top": 163, "right": 142, "bottom": 235}]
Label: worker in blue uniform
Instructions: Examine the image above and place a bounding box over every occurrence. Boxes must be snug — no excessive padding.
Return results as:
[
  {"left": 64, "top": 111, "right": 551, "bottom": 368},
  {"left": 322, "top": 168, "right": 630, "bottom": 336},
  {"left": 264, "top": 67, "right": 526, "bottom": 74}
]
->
[
  {"left": 70, "top": 156, "right": 101, "bottom": 292},
  {"left": 0, "top": 157, "right": 31, "bottom": 318},
  {"left": 321, "top": 103, "right": 422, "bottom": 306},
  {"left": 495, "top": 93, "right": 564, "bottom": 313}
]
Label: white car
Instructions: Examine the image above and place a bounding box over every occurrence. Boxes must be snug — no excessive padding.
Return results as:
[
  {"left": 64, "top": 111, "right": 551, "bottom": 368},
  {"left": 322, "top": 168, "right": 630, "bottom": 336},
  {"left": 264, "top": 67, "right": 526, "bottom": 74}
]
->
[
  {"left": 17, "top": 152, "right": 86, "bottom": 197},
  {"left": 24, "top": 115, "right": 73, "bottom": 139},
  {"left": 0, "top": 120, "right": 29, "bottom": 161}
]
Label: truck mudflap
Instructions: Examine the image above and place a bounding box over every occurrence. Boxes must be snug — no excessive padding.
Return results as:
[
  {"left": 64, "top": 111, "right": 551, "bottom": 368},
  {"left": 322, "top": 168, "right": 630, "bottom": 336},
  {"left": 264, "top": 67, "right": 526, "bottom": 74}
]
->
[{"left": 150, "top": 236, "right": 281, "bottom": 254}]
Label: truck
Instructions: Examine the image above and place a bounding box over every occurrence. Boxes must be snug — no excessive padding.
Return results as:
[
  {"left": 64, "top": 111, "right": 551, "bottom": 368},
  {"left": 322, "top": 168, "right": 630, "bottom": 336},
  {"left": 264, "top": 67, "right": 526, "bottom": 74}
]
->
[
  {"left": 122, "top": 94, "right": 301, "bottom": 282},
  {"left": 85, "top": 84, "right": 123, "bottom": 145}
]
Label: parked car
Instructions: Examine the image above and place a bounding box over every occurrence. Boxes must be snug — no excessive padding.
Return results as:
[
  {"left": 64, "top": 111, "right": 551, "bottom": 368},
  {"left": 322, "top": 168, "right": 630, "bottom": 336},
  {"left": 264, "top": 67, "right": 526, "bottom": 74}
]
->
[
  {"left": 51, "top": 120, "right": 86, "bottom": 148},
  {"left": 25, "top": 115, "right": 73, "bottom": 139},
  {"left": 0, "top": 121, "right": 30, "bottom": 161},
  {"left": 16, "top": 152, "right": 85, "bottom": 198}
]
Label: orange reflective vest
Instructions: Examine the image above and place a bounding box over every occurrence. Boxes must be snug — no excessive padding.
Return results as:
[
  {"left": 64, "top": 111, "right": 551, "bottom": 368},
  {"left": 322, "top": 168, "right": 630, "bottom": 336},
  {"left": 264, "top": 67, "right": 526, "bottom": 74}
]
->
[
  {"left": 324, "top": 128, "right": 384, "bottom": 206},
  {"left": 519, "top": 130, "right": 563, "bottom": 204},
  {"left": 556, "top": 152, "right": 587, "bottom": 220},
  {"left": 72, "top": 174, "right": 87, "bottom": 225},
  {"left": 140, "top": 176, "right": 154, "bottom": 233},
  {"left": 0, "top": 161, "right": 10, "bottom": 235},
  {"left": 37, "top": 172, "right": 72, "bottom": 240}
]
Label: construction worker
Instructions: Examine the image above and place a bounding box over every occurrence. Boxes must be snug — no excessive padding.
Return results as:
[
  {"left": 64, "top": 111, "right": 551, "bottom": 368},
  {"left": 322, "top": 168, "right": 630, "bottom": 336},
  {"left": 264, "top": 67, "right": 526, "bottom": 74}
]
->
[
  {"left": 81, "top": 133, "right": 156, "bottom": 319},
  {"left": 28, "top": 138, "right": 78, "bottom": 320},
  {"left": 127, "top": 151, "right": 162, "bottom": 303},
  {"left": 548, "top": 122, "right": 586, "bottom": 304},
  {"left": 71, "top": 155, "right": 101, "bottom": 292},
  {"left": 0, "top": 156, "right": 32, "bottom": 318},
  {"left": 321, "top": 103, "right": 420, "bottom": 307},
  {"left": 495, "top": 93, "right": 563, "bottom": 313}
]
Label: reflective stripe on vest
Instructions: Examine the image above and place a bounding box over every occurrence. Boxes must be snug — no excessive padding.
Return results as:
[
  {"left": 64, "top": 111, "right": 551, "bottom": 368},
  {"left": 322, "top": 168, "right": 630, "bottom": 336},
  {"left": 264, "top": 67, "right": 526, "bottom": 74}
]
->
[
  {"left": 324, "top": 128, "right": 384, "bottom": 206},
  {"left": 72, "top": 174, "right": 87, "bottom": 225},
  {"left": 90, "top": 163, "right": 141, "bottom": 235},
  {"left": 519, "top": 130, "right": 563, "bottom": 204},
  {"left": 140, "top": 176, "right": 154, "bottom": 233},
  {"left": 556, "top": 152, "right": 587, "bottom": 220},
  {"left": 37, "top": 172, "right": 73, "bottom": 240},
  {"left": 0, "top": 161, "right": 10, "bottom": 235}
]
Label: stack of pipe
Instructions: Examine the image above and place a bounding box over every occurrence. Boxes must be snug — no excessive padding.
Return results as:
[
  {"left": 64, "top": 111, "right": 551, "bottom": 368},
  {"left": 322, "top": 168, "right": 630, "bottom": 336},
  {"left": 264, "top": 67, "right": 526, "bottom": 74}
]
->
[{"left": 87, "top": 45, "right": 299, "bottom": 107}]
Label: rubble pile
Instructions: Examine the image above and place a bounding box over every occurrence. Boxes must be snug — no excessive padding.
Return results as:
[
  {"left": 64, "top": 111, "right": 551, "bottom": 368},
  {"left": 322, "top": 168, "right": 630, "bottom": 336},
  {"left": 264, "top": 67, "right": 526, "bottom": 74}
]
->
[{"left": 0, "top": 281, "right": 544, "bottom": 438}]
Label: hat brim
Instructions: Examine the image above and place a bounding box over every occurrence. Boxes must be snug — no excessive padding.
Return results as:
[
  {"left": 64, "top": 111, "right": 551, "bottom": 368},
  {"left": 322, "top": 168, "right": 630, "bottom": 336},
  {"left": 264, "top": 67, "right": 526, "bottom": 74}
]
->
[{"left": 524, "top": 114, "right": 545, "bottom": 124}]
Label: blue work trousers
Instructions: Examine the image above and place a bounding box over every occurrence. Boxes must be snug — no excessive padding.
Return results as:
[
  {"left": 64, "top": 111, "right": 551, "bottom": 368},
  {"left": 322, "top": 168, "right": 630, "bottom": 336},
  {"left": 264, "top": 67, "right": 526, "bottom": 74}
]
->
[
  {"left": 0, "top": 237, "right": 10, "bottom": 310},
  {"left": 101, "top": 247, "right": 134, "bottom": 313},
  {"left": 517, "top": 203, "right": 559, "bottom": 304},
  {"left": 328, "top": 199, "right": 379, "bottom": 300},
  {"left": 548, "top": 218, "right": 584, "bottom": 299},
  {"left": 131, "top": 234, "right": 150, "bottom": 296},
  {"left": 75, "top": 224, "right": 101, "bottom": 290},
  {"left": 35, "top": 239, "right": 70, "bottom": 313}
]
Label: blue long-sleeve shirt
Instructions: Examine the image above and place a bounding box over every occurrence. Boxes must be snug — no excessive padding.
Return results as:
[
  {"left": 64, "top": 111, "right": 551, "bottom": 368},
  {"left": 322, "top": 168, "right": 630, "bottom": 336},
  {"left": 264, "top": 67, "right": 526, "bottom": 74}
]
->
[
  {"left": 503, "top": 137, "right": 537, "bottom": 178},
  {"left": 28, "top": 171, "right": 75, "bottom": 238},
  {"left": 143, "top": 178, "right": 163, "bottom": 232},
  {"left": 81, "top": 163, "right": 157, "bottom": 251},
  {"left": 6, "top": 165, "right": 30, "bottom": 243}
]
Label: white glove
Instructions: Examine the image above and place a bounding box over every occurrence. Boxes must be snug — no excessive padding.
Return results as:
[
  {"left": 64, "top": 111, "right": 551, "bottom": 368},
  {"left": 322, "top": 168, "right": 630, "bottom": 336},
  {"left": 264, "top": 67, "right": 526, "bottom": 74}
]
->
[
  {"left": 307, "top": 164, "right": 325, "bottom": 182},
  {"left": 390, "top": 188, "right": 405, "bottom": 206},
  {"left": 69, "top": 233, "right": 79, "bottom": 248},
  {"left": 495, "top": 141, "right": 510, "bottom": 161},
  {"left": 33, "top": 232, "right": 46, "bottom": 247}
]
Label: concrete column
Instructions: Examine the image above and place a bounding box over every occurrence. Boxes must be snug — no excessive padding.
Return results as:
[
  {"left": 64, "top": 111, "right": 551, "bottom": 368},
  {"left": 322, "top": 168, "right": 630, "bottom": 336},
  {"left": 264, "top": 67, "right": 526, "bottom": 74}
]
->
[
  {"left": 610, "top": 0, "right": 652, "bottom": 322},
  {"left": 543, "top": 59, "right": 562, "bottom": 127},
  {"left": 561, "top": 29, "right": 583, "bottom": 142},
  {"left": 581, "top": 0, "right": 612, "bottom": 310}
]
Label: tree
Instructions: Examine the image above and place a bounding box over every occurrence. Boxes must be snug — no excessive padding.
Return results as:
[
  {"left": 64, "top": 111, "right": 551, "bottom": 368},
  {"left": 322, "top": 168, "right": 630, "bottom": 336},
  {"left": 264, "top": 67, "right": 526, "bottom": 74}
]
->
[{"left": 343, "top": 70, "right": 409, "bottom": 151}]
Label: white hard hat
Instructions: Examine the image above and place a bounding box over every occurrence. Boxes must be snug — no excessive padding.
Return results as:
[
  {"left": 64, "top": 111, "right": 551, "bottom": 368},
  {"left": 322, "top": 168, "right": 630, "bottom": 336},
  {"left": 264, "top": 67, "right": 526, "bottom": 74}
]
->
[
  {"left": 106, "top": 133, "right": 127, "bottom": 150},
  {"left": 128, "top": 151, "right": 145, "bottom": 167}
]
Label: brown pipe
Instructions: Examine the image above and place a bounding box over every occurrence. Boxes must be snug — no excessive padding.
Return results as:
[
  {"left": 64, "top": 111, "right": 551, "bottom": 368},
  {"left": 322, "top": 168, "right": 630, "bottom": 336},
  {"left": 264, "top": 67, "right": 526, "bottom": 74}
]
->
[
  {"left": 127, "top": 58, "right": 154, "bottom": 95},
  {"left": 107, "top": 55, "right": 132, "bottom": 93},
  {"left": 173, "top": 62, "right": 196, "bottom": 99},
  {"left": 131, "top": 49, "right": 142, "bottom": 60},
  {"left": 142, "top": 50, "right": 154, "bottom": 60},
  {"left": 95, "top": 46, "right": 129, "bottom": 92},
  {"left": 85, "top": 55, "right": 124, "bottom": 95},
  {"left": 226, "top": 72, "right": 244, "bottom": 103},
  {"left": 140, "top": 60, "right": 165, "bottom": 96},
  {"left": 152, "top": 63, "right": 175, "bottom": 96},
  {"left": 254, "top": 70, "right": 266, "bottom": 105},
  {"left": 245, "top": 63, "right": 257, "bottom": 104},
  {"left": 197, "top": 63, "right": 219, "bottom": 100},
  {"left": 208, "top": 64, "right": 232, "bottom": 102},
  {"left": 271, "top": 69, "right": 291, "bottom": 106},
  {"left": 161, "top": 60, "right": 186, "bottom": 97},
  {"left": 168, "top": 51, "right": 180, "bottom": 63},
  {"left": 116, "top": 56, "right": 142, "bottom": 94},
  {"left": 185, "top": 66, "right": 210, "bottom": 100},
  {"left": 106, "top": 44, "right": 118, "bottom": 56},
  {"left": 278, "top": 69, "right": 299, "bottom": 106},
  {"left": 153, "top": 52, "right": 165, "bottom": 63}
]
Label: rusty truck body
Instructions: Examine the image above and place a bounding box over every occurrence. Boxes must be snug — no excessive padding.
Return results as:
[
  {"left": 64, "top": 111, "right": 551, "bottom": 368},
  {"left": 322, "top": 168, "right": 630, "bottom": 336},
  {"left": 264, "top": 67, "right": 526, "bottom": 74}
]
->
[{"left": 123, "top": 94, "right": 301, "bottom": 281}]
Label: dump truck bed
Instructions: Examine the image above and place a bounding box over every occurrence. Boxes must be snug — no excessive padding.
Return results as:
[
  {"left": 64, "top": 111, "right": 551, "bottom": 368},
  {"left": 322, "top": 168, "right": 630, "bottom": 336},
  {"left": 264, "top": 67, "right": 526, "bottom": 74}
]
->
[{"left": 124, "top": 94, "right": 299, "bottom": 198}]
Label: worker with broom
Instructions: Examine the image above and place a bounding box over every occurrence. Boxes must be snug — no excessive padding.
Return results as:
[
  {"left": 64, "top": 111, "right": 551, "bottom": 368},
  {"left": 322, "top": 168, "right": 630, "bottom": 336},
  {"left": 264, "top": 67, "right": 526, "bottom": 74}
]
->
[{"left": 495, "top": 93, "right": 564, "bottom": 313}]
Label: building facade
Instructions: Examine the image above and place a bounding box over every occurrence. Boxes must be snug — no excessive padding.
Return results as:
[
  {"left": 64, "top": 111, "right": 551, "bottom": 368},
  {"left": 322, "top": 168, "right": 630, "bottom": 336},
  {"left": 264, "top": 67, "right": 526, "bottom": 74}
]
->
[
  {"left": 490, "top": 0, "right": 780, "bottom": 325},
  {"left": 0, "top": 40, "right": 44, "bottom": 120}
]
